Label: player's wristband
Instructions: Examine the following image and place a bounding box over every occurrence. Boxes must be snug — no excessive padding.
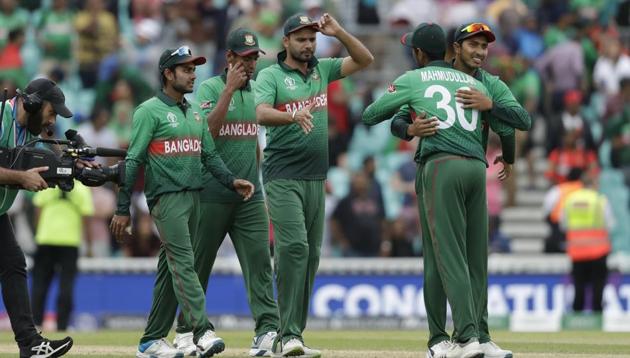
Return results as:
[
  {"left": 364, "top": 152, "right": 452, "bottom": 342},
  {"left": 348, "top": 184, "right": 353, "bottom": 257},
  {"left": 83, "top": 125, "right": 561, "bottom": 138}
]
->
[{"left": 291, "top": 110, "right": 297, "bottom": 121}]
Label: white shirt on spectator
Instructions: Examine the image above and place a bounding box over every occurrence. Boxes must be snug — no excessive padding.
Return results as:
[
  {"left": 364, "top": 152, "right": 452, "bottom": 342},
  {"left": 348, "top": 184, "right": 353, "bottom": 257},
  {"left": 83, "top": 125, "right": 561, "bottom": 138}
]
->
[{"left": 593, "top": 53, "right": 630, "bottom": 96}]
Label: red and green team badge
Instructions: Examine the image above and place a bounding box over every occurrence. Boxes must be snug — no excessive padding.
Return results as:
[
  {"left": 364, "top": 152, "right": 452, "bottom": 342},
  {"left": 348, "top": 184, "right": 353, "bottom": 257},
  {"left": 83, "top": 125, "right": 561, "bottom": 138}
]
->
[
  {"left": 200, "top": 101, "right": 213, "bottom": 110},
  {"left": 193, "top": 112, "right": 201, "bottom": 122},
  {"left": 387, "top": 84, "right": 396, "bottom": 93}
]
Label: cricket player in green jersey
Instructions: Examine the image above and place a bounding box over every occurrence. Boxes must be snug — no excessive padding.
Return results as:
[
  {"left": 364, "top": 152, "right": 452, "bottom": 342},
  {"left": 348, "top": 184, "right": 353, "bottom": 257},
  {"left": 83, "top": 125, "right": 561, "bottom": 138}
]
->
[
  {"left": 363, "top": 22, "right": 516, "bottom": 358},
  {"left": 0, "top": 78, "right": 75, "bottom": 358},
  {"left": 171, "top": 29, "right": 279, "bottom": 357},
  {"left": 390, "top": 22, "right": 525, "bottom": 358},
  {"left": 110, "top": 46, "right": 255, "bottom": 358},
  {"left": 255, "top": 13, "right": 373, "bottom": 357}
]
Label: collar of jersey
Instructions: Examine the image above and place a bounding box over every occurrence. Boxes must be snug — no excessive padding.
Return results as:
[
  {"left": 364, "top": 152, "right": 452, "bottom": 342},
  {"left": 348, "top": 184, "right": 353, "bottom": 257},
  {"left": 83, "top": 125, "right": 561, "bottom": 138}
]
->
[
  {"left": 426, "top": 60, "right": 452, "bottom": 69},
  {"left": 277, "top": 50, "right": 318, "bottom": 76},
  {"left": 220, "top": 69, "right": 252, "bottom": 91},
  {"left": 157, "top": 91, "right": 191, "bottom": 110}
]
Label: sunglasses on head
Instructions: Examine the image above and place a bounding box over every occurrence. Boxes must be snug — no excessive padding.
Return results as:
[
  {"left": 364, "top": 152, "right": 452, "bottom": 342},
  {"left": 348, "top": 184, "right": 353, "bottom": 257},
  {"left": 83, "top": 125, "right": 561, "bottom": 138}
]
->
[
  {"left": 461, "top": 23, "right": 492, "bottom": 34},
  {"left": 164, "top": 45, "right": 192, "bottom": 65}
]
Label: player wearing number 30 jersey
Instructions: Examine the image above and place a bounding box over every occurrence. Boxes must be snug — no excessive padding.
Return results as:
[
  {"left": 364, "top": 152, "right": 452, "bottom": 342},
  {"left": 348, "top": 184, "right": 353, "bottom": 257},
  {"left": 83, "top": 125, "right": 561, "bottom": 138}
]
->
[
  {"left": 363, "top": 22, "right": 514, "bottom": 358},
  {"left": 362, "top": 45, "right": 513, "bottom": 162}
]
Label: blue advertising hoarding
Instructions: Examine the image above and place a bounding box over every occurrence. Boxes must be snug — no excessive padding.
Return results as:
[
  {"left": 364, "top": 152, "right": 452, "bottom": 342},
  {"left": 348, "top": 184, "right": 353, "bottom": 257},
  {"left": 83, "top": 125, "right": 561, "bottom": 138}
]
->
[{"left": 2, "top": 272, "right": 629, "bottom": 321}]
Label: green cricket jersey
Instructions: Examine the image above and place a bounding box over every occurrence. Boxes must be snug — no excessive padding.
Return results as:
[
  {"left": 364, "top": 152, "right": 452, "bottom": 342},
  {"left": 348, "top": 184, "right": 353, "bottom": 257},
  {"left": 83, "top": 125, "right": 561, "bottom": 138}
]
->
[
  {"left": 255, "top": 51, "right": 343, "bottom": 182},
  {"left": 116, "top": 92, "right": 236, "bottom": 215},
  {"left": 197, "top": 73, "right": 263, "bottom": 202},
  {"left": 363, "top": 61, "right": 514, "bottom": 165},
  {"left": 390, "top": 66, "right": 525, "bottom": 163},
  {"left": 0, "top": 98, "right": 36, "bottom": 215}
]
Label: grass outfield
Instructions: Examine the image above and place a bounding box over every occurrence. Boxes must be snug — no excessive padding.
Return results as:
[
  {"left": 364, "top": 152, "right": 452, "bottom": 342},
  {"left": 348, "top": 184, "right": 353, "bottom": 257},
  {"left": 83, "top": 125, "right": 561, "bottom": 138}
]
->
[{"left": 1, "top": 330, "right": 629, "bottom": 357}]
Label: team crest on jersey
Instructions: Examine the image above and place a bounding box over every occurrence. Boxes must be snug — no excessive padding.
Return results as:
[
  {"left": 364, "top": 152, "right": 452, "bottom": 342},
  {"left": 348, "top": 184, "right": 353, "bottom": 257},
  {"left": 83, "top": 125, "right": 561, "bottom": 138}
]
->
[
  {"left": 284, "top": 76, "right": 297, "bottom": 90},
  {"left": 311, "top": 72, "right": 320, "bottom": 81},
  {"left": 228, "top": 98, "right": 236, "bottom": 111},
  {"left": 299, "top": 16, "right": 310, "bottom": 24},
  {"left": 200, "top": 101, "right": 213, "bottom": 109},
  {"left": 244, "top": 34, "right": 255, "bottom": 46},
  {"left": 387, "top": 84, "right": 396, "bottom": 93},
  {"left": 193, "top": 111, "right": 201, "bottom": 122},
  {"left": 166, "top": 112, "right": 179, "bottom": 128}
]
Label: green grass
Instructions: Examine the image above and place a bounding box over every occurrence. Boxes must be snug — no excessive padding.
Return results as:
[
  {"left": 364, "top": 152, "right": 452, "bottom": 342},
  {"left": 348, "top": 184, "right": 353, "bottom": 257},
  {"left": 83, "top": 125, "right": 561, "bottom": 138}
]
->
[{"left": 1, "top": 330, "right": 628, "bottom": 357}]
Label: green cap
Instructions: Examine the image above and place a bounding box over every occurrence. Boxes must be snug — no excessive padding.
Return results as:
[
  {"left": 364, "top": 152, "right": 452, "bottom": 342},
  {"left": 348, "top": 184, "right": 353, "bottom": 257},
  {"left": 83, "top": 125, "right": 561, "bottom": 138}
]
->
[
  {"left": 227, "top": 28, "right": 266, "bottom": 56},
  {"left": 159, "top": 46, "right": 206, "bottom": 72},
  {"left": 400, "top": 22, "right": 446, "bottom": 56},
  {"left": 454, "top": 22, "right": 496, "bottom": 43},
  {"left": 283, "top": 14, "right": 319, "bottom": 36}
]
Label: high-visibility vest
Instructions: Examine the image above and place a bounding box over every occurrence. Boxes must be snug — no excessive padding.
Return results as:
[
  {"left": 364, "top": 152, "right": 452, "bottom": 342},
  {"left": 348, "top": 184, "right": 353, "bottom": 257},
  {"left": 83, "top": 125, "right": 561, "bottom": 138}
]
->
[
  {"left": 550, "top": 181, "right": 583, "bottom": 223},
  {"left": 564, "top": 189, "right": 611, "bottom": 262}
]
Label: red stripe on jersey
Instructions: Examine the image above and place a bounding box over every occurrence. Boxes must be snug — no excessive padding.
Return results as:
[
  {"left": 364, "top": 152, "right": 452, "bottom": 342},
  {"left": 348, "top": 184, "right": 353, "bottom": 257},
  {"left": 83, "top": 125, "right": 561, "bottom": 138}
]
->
[
  {"left": 275, "top": 93, "right": 328, "bottom": 114},
  {"left": 148, "top": 137, "right": 202, "bottom": 156}
]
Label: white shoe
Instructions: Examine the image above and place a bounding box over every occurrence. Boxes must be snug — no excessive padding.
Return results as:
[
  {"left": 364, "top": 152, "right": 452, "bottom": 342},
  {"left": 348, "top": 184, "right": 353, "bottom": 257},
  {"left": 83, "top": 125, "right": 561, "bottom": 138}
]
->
[
  {"left": 272, "top": 338, "right": 304, "bottom": 357},
  {"left": 426, "top": 340, "right": 453, "bottom": 358},
  {"left": 173, "top": 332, "right": 197, "bottom": 356},
  {"left": 249, "top": 331, "right": 277, "bottom": 357},
  {"left": 196, "top": 330, "right": 225, "bottom": 358},
  {"left": 136, "top": 339, "right": 184, "bottom": 358},
  {"left": 446, "top": 339, "right": 483, "bottom": 358},
  {"left": 302, "top": 344, "right": 321, "bottom": 358},
  {"left": 480, "top": 341, "right": 512, "bottom": 358}
]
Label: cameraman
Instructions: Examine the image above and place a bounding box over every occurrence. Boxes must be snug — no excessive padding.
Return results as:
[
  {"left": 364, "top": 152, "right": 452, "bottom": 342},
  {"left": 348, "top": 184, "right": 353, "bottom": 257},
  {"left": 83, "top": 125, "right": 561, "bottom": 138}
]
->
[{"left": 0, "top": 78, "right": 74, "bottom": 358}]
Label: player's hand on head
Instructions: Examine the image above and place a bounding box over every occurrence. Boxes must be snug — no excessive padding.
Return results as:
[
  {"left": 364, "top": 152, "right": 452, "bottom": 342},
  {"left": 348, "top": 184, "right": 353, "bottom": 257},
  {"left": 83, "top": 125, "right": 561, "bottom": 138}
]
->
[
  {"left": 21, "top": 166, "right": 49, "bottom": 191},
  {"left": 233, "top": 179, "right": 255, "bottom": 201},
  {"left": 456, "top": 88, "right": 493, "bottom": 111},
  {"left": 226, "top": 62, "right": 248, "bottom": 91},
  {"left": 493, "top": 155, "right": 512, "bottom": 181},
  {"left": 317, "top": 13, "right": 342, "bottom": 36},
  {"left": 293, "top": 101, "right": 316, "bottom": 134}
]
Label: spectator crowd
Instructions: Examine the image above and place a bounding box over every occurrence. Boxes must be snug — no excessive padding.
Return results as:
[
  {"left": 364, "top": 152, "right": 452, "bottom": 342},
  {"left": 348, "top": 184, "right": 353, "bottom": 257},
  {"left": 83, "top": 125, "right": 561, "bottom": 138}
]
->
[{"left": 1, "top": 0, "right": 629, "bottom": 258}]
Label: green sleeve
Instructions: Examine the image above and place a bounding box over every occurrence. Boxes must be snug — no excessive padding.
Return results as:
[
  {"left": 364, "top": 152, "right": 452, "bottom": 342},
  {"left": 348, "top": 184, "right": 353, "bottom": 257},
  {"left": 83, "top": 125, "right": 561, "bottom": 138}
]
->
[
  {"left": 196, "top": 79, "right": 220, "bottom": 118},
  {"left": 201, "top": 115, "right": 236, "bottom": 190},
  {"left": 320, "top": 57, "right": 344, "bottom": 83},
  {"left": 115, "top": 105, "right": 155, "bottom": 216},
  {"left": 390, "top": 105, "right": 413, "bottom": 141},
  {"left": 362, "top": 72, "right": 413, "bottom": 126},
  {"left": 254, "top": 69, "right": 277, "bottom": 107},
  {"left": 486, "top": 76, "right": 532, "bottom": 130}
]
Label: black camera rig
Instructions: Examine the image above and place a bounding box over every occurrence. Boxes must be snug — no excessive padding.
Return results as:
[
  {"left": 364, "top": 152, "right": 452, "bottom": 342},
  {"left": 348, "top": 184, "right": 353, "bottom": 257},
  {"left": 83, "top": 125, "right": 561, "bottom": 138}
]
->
[{"left": 0, "top": 87, "right": 127, "bottom": 191}]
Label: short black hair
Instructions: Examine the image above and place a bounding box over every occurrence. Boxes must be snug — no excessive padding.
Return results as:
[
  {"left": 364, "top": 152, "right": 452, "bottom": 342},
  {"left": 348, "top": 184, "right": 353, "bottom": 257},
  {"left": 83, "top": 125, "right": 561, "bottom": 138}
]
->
[
  {"left": 424, "top": 50, "right": 445, "bottom": 62},
  {"left": 159, "top": 65, "right": 178, "bottom": 87}
]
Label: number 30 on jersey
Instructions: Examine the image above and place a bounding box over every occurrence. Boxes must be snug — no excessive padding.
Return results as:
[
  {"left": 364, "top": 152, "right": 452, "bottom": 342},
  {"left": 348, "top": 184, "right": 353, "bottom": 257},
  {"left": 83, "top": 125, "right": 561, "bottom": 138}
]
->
[{"left": 424, "top": 85, "right": 479, "bottom": 131}]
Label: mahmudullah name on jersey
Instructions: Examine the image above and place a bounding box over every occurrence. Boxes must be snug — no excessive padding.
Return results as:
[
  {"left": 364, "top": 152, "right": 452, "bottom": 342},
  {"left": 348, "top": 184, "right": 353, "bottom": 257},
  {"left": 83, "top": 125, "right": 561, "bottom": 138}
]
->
[
  {"left": 419, "top": 69, "right": 476, "bottom": 85},
  {"left": 149, "top": 137, "right": 202, "bottom": 155},
  {"left": 218, "top": 122, "right": 259, "bottom": 138},
  {"left": 277, "top": 93, "right": 328, "bottom": 114}
]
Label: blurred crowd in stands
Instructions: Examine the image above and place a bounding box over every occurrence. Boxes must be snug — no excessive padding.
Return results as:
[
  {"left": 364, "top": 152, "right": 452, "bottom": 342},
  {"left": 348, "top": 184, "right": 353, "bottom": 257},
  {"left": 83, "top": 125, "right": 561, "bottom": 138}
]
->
[{"left": 1, "top": 0, "right": 629, "bottom": 259}]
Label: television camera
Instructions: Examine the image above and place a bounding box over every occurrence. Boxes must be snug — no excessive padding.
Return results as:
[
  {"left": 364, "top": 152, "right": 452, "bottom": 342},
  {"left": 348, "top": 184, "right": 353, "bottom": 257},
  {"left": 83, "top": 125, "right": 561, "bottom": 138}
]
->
[{"left": 0, "top": 129, "right": 127, "bottom": 192}]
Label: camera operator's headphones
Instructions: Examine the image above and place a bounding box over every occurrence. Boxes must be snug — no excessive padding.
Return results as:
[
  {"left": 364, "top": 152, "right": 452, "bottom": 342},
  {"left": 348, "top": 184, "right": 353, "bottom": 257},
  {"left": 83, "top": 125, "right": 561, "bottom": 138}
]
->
[{"left": 16, "top": 80, "right": 55, "bottom": 114}]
